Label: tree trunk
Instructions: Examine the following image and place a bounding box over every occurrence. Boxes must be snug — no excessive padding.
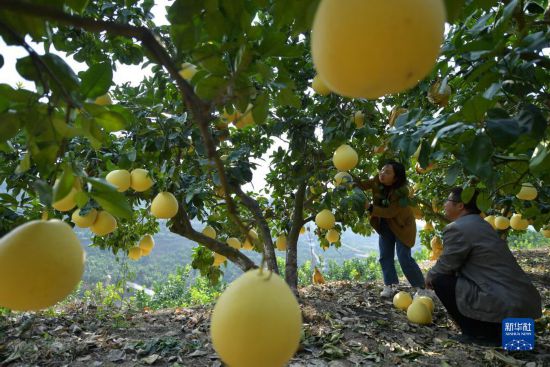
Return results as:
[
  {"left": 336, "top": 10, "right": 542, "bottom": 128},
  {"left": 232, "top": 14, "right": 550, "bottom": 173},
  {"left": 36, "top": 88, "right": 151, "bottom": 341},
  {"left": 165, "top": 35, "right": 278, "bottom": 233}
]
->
[{"left": 286, "top": 181, "right": 307, "bottom": 290}]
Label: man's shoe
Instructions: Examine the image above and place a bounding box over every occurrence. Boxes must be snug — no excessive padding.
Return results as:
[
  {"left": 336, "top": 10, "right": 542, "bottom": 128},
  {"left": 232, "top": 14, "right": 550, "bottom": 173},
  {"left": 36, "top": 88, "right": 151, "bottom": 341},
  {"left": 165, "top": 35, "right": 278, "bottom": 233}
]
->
[{"left": 380, "top": 285, "right": 395, "bottom": 298}]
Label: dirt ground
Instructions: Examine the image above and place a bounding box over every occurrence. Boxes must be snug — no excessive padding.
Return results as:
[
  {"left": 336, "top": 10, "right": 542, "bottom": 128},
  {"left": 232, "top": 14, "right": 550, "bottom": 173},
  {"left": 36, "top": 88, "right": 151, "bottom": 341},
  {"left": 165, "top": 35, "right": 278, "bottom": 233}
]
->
[{"left": 1, "top": 247, "right": 549, "bottom": 367}]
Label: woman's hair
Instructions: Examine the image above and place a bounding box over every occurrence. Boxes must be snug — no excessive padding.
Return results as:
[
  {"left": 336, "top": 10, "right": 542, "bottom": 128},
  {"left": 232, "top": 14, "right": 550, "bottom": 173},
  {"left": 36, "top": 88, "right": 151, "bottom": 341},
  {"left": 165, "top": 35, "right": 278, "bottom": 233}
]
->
[{"left": 381, "top": 160, "right": 407, "bottom": 190}]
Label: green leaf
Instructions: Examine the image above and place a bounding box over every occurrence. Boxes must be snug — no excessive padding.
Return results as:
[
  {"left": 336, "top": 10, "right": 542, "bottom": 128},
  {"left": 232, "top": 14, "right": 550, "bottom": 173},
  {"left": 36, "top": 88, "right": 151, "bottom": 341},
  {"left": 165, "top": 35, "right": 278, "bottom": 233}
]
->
[
  {"left": 475, "top": 191, "right": 491, "bottom": 212},
  {"left": 252, "top": 93, "right": 269, "bottom": 124},
  {"left": 15, "top": 151, "right": 31, "bottom": 174},
  {"left": 170, "top": 24, "right": 198, "bottom": 52},
  {"left": 167, "top": 0, "right": 202, "bottom": 24},
  {"left": 80, "top": 62, "right": 113, "bottom": 99},
  {"left": 66, "top": 0, "right": 89, "bottom": 13},
  {"left": 276, "top": 88, "right": 301, "bottom": 108},
  {"left": 87, "top": 177, "right": 132, "bottom": 219},
  {"left": 444, "top": 0, "right": 466, "bottom": 23},
  {"left": 94, "top": 111, "right": 127, "bottom": 132},
  {"left": 459, "top": 134, "right": 494, "bottom": 177},
  {"left": 445, "top": 164, "right": 461, "bottom": 186},
  {"left": 16, "top": 54, "right": 80, "bottom": 97},
  {"left": 529, "top": 143, "right": 550, "bottom": 175},
  {"left": 53, "top": 168, "right": 75, "bottom": 203},
  {"left": 461, "top": 187, "right": 475, "bottom": 204},
  {"left": 462, "top": 95, "right": 493, "bottom": 122},
  {"left": 485, "top": 118, "right": 520, "bottom": 148},
  {"left": 194, "top": 75, "right": 226, "bottom": 101},
  {"left": 0, "top": 112, "right": 21, "bottom": 142}
]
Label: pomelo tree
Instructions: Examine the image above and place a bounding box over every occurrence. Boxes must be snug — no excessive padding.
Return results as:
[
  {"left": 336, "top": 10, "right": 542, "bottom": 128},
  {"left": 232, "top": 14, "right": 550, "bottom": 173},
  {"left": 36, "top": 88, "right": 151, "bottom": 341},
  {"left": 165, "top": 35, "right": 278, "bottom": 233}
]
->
[{"left": 0, "top": 0, "right": 548, "bottom": 291}]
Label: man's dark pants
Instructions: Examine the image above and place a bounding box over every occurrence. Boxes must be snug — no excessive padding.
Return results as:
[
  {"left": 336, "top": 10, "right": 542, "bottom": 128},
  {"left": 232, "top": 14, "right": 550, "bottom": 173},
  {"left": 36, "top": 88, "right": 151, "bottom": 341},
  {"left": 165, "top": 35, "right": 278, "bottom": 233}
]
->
[{"left": 432, "top": 274, "right": 501, "bottom": 342}]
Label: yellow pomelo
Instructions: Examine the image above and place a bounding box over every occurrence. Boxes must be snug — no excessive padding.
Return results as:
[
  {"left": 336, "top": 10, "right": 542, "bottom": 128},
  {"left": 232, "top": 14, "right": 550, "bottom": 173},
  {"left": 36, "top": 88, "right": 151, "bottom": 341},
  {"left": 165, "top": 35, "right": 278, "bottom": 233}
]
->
[
  {"left": 94, "top": 93, "right": 112, "bottom": 105},
  {"left": 227, "top": 237, "right": 242, "bottom": 249},
  {"left": 311, "top": 0, "right": 445, "bottom": 99},
  {"left": 202, "top": 225, "right": 217, "bottom": 239},
  {"left": 178, "top": 62, "right": 198, "bottom": 81},
  {"left": 494, "top": 216, "right": 510, "bottom": 230},
  {"left": 423, "top": 222, "right": 434, "bottom": 231},
  {"left": 213, "top": 253, "right": 227, "bottom": 267},
  {"left": 333, "top": 144, "right": 358, "bottom": 171},
  {"left": 128, "top": 247, "right": 142, "bottom": 260},
  {"left": 510, "top": 214, "right": 529, "bottom": 231},
  {"left": 407, "top": 300, "right": 432, "bottom": 325},
  {"left": 312, "top": 74, "right": 331, "bottom": 96},
  {"left": 316, "top": 209, "right": 335, "bottom": 230},
  {"left": 139, "top": 234, "right": 155, "bottom": 252},
  {"left": 248, "top": 229, "right": 259, "bottom": 240},
  {"left": 130, "top": 168, "right": 154, "bottom": 192},
  {"left": 353, "top": 111, "right": 365, "bottom": 128},
  {"left": 415, "top": 296, "right": 434, "bottom": 313},
  {"left": 516, "top": 183, "right": 537, "bottom": 201},
  {"left": 52, "top": 182, "right": 79, "bottom": 212},
  {"left": 151, "top": 192, "right": 179, "bottom": 219},
  {"left": 312, "top": 267, "right": 326, "bottom": 284},
  {"left": 106, "top": 169, "right": 131, "bottom": 192},
  {"left": 484, "top": 215, "right": 496, "bottom": 229},
  {"left": 234, "top": 104, "right": 255, "bottom": 129},
  {"left": 428, "top": 80, "right": 452, "bottom": 107},
  {"left": 0, "top": 220, "right": 85, "bottom": 311},
  {"left": 276, "top": 235, "right": 287, "bottom": 251},
  {"left": 412, "top": 206, "right": 423, "bottom": 220},
  {"left": 141, "top": 247, "right": 152, "bottom": 256},
  {"left": 325, "top": 229, "right": 340, "bottom": 243},
  {"left": 242, "top": 239, "right": 254, "bottom": 250},
  {"left": 430, "top": 236, "right": 443, "bottom": 251},
  {"left": 334, "top": 171, "right": 352, "bottom": 187},
  {"left": 222, "top": 108, "right": 241, "bottom": 125},
  {"left": 210, "top": 269, "right": 302, "bottom": 367},
  {"left": 541, "top": 228, "right": 550, "bottom": 238},
  {"left": 90, "top": 211, "right": 117, "bottom": 236},
  {"left": 300, "top": 226, "right": 306, "bottom": 235},
  {"left": 393, "top": 291, "right": 413, "bottom": 311},
  {"left": 71, "top": 208, "right": 98, "bottom": 228}
]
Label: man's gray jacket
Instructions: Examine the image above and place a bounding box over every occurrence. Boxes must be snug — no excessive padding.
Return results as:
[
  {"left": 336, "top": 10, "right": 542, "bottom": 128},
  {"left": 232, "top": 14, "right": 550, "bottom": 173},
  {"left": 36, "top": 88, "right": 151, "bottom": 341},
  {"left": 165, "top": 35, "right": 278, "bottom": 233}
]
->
[{"left": 428, "top": 214, "right": 542, "bottom": 323}]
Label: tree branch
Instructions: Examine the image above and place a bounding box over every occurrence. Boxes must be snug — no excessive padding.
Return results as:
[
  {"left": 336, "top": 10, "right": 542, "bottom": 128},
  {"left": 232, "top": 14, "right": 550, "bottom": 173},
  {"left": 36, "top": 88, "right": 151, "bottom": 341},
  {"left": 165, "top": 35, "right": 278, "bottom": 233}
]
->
[{"left": 286, "top": 180, "right": 307, "bottom": 290}]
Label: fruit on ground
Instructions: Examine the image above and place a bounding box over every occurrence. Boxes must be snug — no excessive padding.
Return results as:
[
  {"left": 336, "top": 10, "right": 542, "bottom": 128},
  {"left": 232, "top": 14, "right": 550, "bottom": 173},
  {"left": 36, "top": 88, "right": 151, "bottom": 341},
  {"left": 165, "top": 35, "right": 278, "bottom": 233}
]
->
[
  {"left": 311, "top": 0, "right": 445, "bottom": 99},
  {"left": 151, "top": 192, "right": 179, "bottom": 219},
  {"left": 415, "top": 296, "right": 434, "bottom": 313},
  {"left": 315, "top": 209, "right": 335, "bottom": 230},
  {"left": 276, "top": 235, "right": 287, "bottom": 251},
  {"left": 510, "top": 214, "right": 529, "bottom": 231},
  {"left": 106, "top": 169, "right": 131, "bottom": 192},
  {"left": 312, "top": 74, "right": 331, "bottom": 96},
  {"left": 313, "top": 267, "right": 326, "bottom": 284},
  {"left": 178, "top": 62, "right": 198, "bottom": 81},
  {"left": 210, "top": 269, "right": 302, "bottom": 367},
  {"left": 213, "top": 253, "right": 226, "bottom": 267},
  {"left": 0, "top": 220, "right": 85, "bottom": 311},
  {"left": 94, "top": 93, "right": 112, "bottom": 105},
  {"left": 516, "top": 183, "right": 537, "bottom": 201},
  {"left": 325, "top": 229, "right": 340, "bottom": 243},
  {"left": 494, "top": 216, "right": 510, "bottom": 230},
  {"left": 90, "top": 211, "right": 117, "bottom": 236},
  {"left": 393, "top": 291, "right": 413, "bottom": 311},
  {"left": 227, "top": 237, "right": 241, "bottom": 249},
  {"left": 128, "top": 247, "right": 142, "bottom": 260},
  {"left": 202, "top": 226, "right": 217, "bottom": 239},
  {"left": 333, "top": 144, "right": 358, "bottom": 171},
  {"left": 71, "top": 208, "right": 98, "bottom": 228},
  {"left": 130, "top": 168, "right": 154, "bottom": 192},
  {"left": 139, "top": 234, "right": 155, "bottom": 252},
  {"left": 407, "top": 300, "right": 432, "bottom": 324}
]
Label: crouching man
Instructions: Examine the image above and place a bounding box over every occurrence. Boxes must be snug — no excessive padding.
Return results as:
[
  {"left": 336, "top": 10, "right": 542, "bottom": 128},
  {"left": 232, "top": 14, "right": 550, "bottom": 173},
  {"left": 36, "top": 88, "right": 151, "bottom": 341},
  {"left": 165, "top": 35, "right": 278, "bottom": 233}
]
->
[{"left": 425, "top": 187, "right": 542, "bottom": 346}]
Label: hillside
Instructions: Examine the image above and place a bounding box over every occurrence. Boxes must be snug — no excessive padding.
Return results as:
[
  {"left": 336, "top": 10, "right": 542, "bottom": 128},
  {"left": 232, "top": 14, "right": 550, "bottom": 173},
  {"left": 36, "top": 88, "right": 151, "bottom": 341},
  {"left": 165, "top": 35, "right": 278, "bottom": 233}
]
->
[{"left": 0, "top": 247, "right": 548, "bottom": 366}]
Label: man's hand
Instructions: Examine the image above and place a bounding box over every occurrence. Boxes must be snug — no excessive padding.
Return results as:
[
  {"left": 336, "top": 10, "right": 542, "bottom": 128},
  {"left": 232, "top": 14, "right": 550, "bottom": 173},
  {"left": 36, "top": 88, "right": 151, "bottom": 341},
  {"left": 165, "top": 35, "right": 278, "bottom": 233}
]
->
[{"left": 425, "top": 272, "right": 434, "bottom": 289}]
